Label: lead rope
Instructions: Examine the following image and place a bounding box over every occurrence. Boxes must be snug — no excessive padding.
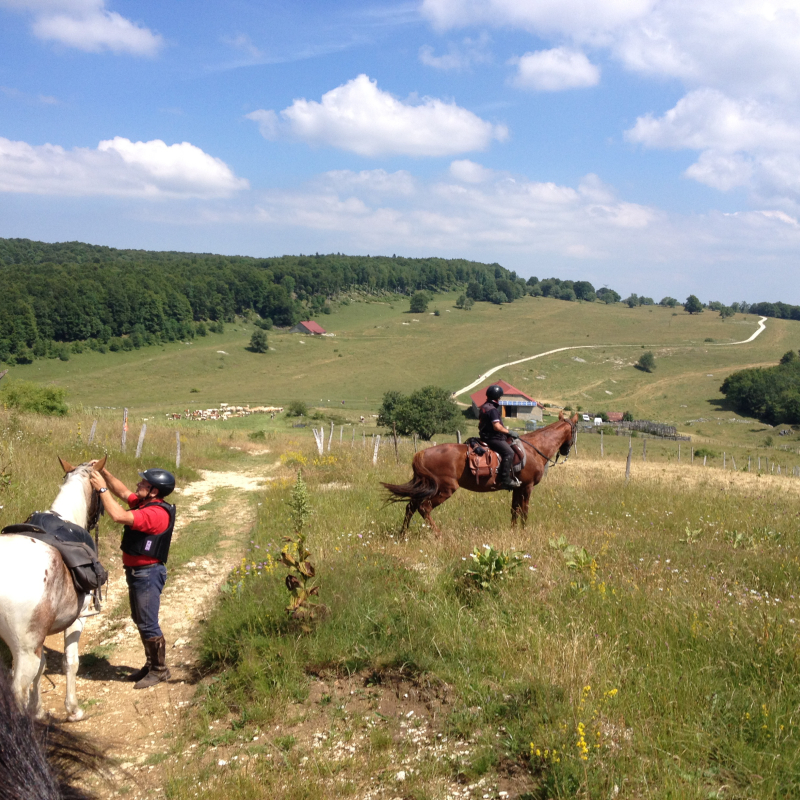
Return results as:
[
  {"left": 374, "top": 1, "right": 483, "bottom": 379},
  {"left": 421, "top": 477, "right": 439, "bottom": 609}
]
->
[{"left": 89, "top": 491, "right": 104, "bottom": 610}]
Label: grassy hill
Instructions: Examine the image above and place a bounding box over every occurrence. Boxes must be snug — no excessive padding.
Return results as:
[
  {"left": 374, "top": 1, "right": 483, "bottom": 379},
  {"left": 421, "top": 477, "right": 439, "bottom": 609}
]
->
[{"left": 4, "top": 293, "right": 798, "bottom": 441}]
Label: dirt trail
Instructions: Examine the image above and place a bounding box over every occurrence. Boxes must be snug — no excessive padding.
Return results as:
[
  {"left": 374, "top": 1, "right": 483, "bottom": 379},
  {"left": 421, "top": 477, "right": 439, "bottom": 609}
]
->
[{"left": 41, "top": 466, "right": 273, "bottom": 797}]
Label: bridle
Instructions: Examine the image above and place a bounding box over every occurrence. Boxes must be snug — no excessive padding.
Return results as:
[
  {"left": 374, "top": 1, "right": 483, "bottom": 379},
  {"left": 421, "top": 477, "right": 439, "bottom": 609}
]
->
[{"left": 518, "top": 418, "right": 576, "bottom": 466}]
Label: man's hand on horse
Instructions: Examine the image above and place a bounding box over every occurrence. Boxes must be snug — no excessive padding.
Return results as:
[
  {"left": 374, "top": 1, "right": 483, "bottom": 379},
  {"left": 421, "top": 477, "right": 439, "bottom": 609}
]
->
[
  {"left": 507, "top": 429, "right": 520, "bottom": 439},
  {"left": 89, "top": 471, "right": 108, "bottom": 492}
]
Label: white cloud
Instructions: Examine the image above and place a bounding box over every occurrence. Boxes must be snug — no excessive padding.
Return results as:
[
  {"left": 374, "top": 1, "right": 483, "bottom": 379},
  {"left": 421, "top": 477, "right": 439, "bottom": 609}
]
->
[
  {"left": 419, "top": 33, "right": 492, "bottom": 70},
  {"left": 0, "top": 0, "right": 162, "bottom": 55},
  {"left": 247, "top": 74, "right": 508, "bottom": 157},
  {"left": 510, "top": 48, "right": 600, "bottom": 91},
  {"left": 0, "top": 136, "right": 248, "bottom": 197},
  {"left": 322, "top": 169, "right": 416, "bottom": 196},
  {"left": 420, "top": 0, "right": 652, "bottom": 38},
  {"left": 449, "top": 159, "right": 496, "bottom": 183},
  {"left": 627, "top": 89, "right": 800, "bottom": 198}
]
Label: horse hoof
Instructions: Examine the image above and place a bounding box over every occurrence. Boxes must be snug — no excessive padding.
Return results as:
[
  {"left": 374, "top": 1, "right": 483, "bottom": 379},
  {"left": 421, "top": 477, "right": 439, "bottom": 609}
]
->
[{"left": 67, "top": 708, "right": 85, "bottom": 722}]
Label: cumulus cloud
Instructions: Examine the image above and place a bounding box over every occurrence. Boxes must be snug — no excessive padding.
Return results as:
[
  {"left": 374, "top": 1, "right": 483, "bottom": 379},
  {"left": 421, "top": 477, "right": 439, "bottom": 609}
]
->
[
  {"left": 510, "top": 48, "right": 600, "bottom": 91},
  {"left": 449, "top": 159, "right": 496, "bottom": 183},
  {"left": 0, "top": 136, "right": 248, "bottom": 197},
  {"left": 247, "top": 74, "right": 508, "bottom": 157},
  {"left": 1, "top": 0, "right": 162, "bottom": 55},
  {"left": 627, "top": 89, "right": 800, "bottom": 199},
  {"left": 420, "top": 0, "right": 651, "bottom": 39},
  {"left": 322, "top": 169, "right": 416, "bottom": 196}
]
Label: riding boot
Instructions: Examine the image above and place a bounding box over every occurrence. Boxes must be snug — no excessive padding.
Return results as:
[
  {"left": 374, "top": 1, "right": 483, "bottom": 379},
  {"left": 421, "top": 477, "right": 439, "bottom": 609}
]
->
[
  {"left": 126, "top": 630, "right": 151, "bottom": 683},
  {"left": 497, "top": 455, "right": 521, "bottom": 490},
  {"left": 134, "top": 636, "right": 171, "bottom": 689}
]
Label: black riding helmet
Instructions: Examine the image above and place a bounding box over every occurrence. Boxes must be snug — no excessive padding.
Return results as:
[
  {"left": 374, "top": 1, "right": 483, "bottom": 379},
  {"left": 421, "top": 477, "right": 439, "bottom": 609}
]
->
[
  {"left": 486, "top": 384, "right": 504, "bottom": 401},
  {"left": 139, "top": 468, "right": 176, "bottom": 498}
]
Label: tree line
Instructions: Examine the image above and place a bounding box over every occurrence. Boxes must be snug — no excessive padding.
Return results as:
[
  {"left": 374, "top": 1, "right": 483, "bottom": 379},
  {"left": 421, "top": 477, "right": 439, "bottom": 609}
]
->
[
  {"left": 720, "top": 351, "right": 800, "bottom": 424},
  {"left": 0, "top": 239, "right": 522, "bottom": 365}
]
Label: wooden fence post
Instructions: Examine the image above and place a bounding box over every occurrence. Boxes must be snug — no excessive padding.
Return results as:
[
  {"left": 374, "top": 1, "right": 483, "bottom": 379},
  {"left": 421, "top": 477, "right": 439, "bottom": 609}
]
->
[
  {"left": 363, "top": 430, "right": 366, "bottom": 448},
  {"left": 121, "top": 408, "right": 129, "bottom": 452},
  {"left": 625, "top": 441, "right": 632, "bottom": 483},
  {"left": 135, "top": 424, "right": 147, "bottom": 459},
  {"left": 748, "top": 456, "right": 751, "bottom": 472},
  {"left": 176, "top": 431, "right": 181, "bottom": 468},
  {"left": 373, "top": 434, "right": 381, "bottom": 466},
  {"left": 642, "top": 438, "right": 646, "bottom": 462},
  {"left": 691, "top": 447, "right": 694, "bottom": 464},
  {"left": 327, "top": 422, "right": 334, "bottom": 453},
  {"left": 352, "top": 427, "right": 355, "bottom": 446},
  {"left": 703, "top": 455, "right": 707, "bottom": 467},
  {"left": 340, "top": 426, "right": 343, "bottom": 444},
  {"left": 456, "top": 430, "right": 462, "bottom": 444},
  {"left": 731, "top": 457, "right": 736, "bottom": 471},
  {"left": 413, "top": 433, "right": 418, "bottom": 453},
  {"left": 88, "top": 419, "right": 98, "bottom": 445},
  {"left": 393, "top": 422, "right": 399, "bottom": 462},
  {"left": 677, "top": 443, "right": 680, "bottom": 463},
  {"left": 600, "top": 430, "right": 604, "bottom": 457}
]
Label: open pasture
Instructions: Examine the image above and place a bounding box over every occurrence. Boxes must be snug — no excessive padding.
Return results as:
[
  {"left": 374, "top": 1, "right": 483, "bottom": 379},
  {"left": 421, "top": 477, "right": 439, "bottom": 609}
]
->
[
  {"left": 152, "top": 429, "right": 800, "bottom": 800},
  {"left": 5, "top": 296, "right": 796, "bottom": 436}
]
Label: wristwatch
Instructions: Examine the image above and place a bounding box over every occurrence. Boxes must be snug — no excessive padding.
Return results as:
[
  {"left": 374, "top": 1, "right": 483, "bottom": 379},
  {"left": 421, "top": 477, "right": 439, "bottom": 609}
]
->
[{"left": 99, "top": 487, "right": 108, "bottom": 493}]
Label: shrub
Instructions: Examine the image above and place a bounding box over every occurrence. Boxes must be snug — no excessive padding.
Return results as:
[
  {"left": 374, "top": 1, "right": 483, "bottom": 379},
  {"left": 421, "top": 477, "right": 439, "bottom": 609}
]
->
[
  {"left": 693, "top": 447, "right": 717, "bottom": 459},
  {"left": 409, "top": 292, "right": 429, "bottom": 313},
  {"left": 0, "top": 379, "right": 68, "bottom": 415},
  {"left": 286, "top": 400, "right": 308, "bottom": 417},
  {"left": 635, "top": 351, "right": 656, "bottom": 372},
  {"left": 377, "top": 385, "right": 460, "bottom": 439},
  {"left": 249, "top": 329, "right": 269, "bottom": 353}
]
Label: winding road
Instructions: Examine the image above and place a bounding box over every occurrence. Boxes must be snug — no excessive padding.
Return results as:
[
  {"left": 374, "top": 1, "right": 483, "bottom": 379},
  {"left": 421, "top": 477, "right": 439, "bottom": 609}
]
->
[{"left": 452, "top": 316, "right": 768, "bottom": 399}]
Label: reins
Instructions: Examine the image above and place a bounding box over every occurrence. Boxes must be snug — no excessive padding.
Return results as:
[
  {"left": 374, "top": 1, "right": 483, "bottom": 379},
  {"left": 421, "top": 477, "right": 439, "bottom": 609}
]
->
[{"left": 518, "top": 420, "right": 577, "bottom": 467}]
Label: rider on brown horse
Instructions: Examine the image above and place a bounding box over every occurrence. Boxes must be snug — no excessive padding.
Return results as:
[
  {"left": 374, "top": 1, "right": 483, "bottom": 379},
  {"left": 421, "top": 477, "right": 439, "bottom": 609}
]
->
[{"left": 478, "top": 384, "right": 521, "bottom": 490}]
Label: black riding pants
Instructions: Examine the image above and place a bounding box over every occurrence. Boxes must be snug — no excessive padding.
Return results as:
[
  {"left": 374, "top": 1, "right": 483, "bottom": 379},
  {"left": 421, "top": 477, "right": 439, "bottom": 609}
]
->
[{"left": 486, "top": 438, "right": 514, "bottom": 461}]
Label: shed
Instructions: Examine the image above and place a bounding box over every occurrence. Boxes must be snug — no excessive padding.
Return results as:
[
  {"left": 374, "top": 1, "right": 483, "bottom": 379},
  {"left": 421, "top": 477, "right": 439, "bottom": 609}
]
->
[
  {"left": 606, "top": 412, "right": 624, "bottom": 423},
  {"left": 470, "top": 380, "right": 543, "bottom": 422},
  {"left": 290, "top": 320, "right": 326, "bottom": 335}
]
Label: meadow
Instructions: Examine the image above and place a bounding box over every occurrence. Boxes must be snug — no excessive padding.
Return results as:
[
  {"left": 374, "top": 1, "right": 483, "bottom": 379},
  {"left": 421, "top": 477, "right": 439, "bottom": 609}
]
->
[
  {"left": 1, "top": 295, "right": 800, "bottom": 799},
  {"left": 157, "top": 429, "right": 800, "bottom": 800}
]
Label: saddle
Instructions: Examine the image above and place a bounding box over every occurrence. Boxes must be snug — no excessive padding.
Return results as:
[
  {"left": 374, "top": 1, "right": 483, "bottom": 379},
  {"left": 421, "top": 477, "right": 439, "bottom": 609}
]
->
[
  {"left": 465, "top": 437, "right": 526, "bottom": 485},
  {"left": 1, "top": 511, "right": 108, "bottom": 595}
]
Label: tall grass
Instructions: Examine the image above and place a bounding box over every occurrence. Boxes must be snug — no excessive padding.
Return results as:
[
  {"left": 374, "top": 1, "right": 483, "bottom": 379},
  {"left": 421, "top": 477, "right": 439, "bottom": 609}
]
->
[{"left": 174, "top": 436, "right": 800, "bottom": 799}]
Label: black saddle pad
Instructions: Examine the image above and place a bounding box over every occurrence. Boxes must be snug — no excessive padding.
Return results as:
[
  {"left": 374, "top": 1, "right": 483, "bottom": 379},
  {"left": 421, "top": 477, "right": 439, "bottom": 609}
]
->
[{"left": 3, "top": 511, "right": 96, "bottom": 552}]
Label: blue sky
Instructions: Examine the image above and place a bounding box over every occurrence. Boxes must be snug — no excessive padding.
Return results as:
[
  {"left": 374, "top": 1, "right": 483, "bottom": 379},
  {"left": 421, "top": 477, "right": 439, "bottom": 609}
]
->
[{"left": 2, "top": 1, "right": 800, "bottom": 304}]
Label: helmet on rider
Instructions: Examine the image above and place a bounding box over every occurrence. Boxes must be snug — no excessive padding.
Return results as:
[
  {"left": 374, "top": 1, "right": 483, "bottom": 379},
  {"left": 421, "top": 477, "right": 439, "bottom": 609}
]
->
[
  {"left": 485, "top": 384, "right": 504, "bottom": 402},
  {"left": 138, "top": 468, "right": 176, "bottom": 498}
]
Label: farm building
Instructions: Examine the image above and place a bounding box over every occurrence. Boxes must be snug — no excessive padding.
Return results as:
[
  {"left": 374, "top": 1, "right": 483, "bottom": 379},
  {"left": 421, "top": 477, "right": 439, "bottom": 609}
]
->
[
  {"left": 290, "top": 320, "right": 326, "bottom": 335},
  {"left": 606, "top": 412, "right": 624, "bottom": 423},
  {"left": 470, "top": 380, "right": 543, "bottom": 422}
]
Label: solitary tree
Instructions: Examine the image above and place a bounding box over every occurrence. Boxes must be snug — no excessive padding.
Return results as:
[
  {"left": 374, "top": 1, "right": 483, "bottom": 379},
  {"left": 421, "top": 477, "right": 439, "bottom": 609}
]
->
[
  {"left": 249, "top": 329, "right": 268, "bottom": 353},
  {"left": 636, "top": 351, "right": 656, "bottom": 372},
  {"left": 409, "top": 292, "right": 429, "bottom": 313},
  {"left": 378, "top": 386, "right": 460, "bottom": 439},
  {"left": 684, "top": 295, "right": 703, "bottom": 314}
]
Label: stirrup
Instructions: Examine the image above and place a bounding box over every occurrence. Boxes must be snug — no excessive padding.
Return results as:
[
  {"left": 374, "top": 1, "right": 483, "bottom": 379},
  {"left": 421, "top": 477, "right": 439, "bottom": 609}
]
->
[{"left": 80, "top": 589, "right": 103, "bottom": 617}]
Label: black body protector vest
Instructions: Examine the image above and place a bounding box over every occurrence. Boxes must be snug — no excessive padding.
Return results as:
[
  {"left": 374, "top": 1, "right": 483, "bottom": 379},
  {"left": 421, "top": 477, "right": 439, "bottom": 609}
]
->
[{"left": 120, "top": 498, "right": 176, "bottom": 563}]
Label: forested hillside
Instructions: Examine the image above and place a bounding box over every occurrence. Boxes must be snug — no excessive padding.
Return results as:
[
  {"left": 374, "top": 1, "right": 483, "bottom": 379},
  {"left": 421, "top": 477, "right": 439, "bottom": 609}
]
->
[
  {"left": 0, "top": 238, "right": 524, "bottom": 364},
  {"left": 720, "top": 351, "right": 800, "bottom": 424}
]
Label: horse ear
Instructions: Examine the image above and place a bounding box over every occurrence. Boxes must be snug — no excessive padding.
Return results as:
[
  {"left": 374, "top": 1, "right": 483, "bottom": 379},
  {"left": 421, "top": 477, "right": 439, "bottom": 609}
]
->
[
  {"left": 94, "top": 456, "right": 107, "bottom": 472},
  {"left": 58, "top": 456, "right": 75, "bottom": 473},
  {"left": 558, "top": 410, "right": 565, "bottom": 420},
  {"left": 571, "top": 413, "right": 579, "bottom": 424}
]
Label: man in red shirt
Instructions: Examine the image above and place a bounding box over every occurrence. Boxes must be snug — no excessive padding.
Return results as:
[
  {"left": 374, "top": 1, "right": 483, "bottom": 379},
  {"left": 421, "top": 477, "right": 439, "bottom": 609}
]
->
[{"left": 90, "top": 464, "right": 176, "bottom": 689}]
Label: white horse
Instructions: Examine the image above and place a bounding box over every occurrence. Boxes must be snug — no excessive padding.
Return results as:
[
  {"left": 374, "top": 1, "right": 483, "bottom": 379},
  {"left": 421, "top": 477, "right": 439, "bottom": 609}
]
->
[{"left": 0, "top": 456, "right": 105, "bottom": 721}]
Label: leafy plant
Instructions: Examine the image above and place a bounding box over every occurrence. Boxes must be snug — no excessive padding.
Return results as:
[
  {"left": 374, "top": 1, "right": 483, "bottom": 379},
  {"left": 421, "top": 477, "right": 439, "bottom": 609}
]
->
[
  {"left": 279, "top": 532, "right": 320, "bottom": 630},
  {"left": 286, "top": 400, "right": 308, "bottom": 417},
  {"left": 549, "top": 536, "right": 593, "bottom": 571},
  {"left": 464, "top": 545, "right": 524, "bottom": 590},
  {"left": 635, "top": 351, "right": 656, "bottom": 373}
]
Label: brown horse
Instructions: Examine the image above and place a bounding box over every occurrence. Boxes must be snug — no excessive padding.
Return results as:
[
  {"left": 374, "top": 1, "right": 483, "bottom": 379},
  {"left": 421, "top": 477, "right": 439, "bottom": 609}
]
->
[{"left": 382, "top": 412, "right": 578, "bottom": 533}]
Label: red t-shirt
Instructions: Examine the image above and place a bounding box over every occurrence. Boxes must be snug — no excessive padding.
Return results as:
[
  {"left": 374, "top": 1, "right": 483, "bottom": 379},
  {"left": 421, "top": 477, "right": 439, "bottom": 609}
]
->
[{"left": 122, "top": 493, "right": 170, "bottom": 567}]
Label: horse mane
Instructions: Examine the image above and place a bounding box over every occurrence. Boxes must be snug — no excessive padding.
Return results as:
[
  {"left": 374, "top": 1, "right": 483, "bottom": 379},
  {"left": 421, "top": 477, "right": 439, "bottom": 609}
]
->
[{"left": 0, "top": 664, "right": 107, "bottom": 800}]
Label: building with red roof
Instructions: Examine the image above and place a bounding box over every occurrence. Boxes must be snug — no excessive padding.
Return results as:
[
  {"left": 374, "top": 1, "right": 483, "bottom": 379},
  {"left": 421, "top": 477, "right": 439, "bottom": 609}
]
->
[
  {"left": 290, "top": 320, "right": 327, "bottom": 335},
  {"left": 470, "top": 380, "right": 543, "bottom": 422}
]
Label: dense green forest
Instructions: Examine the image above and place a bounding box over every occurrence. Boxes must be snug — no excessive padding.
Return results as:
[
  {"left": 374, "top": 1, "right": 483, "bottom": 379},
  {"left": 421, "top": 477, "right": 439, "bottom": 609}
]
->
[
  {"left": 720, "top": 351, "right": 800, "bottom": 424},
  {"left": 2, "top": 237, "right": 797, "bottom": 367},
  {"left": 0, "top": 238, "right": 532, "bottom": 364}
]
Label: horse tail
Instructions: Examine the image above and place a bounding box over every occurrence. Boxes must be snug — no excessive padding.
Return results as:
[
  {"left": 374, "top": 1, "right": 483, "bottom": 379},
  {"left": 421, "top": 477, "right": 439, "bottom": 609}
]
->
[{"left": 381, "top": 451, "right": 439, "bottom": 506}]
